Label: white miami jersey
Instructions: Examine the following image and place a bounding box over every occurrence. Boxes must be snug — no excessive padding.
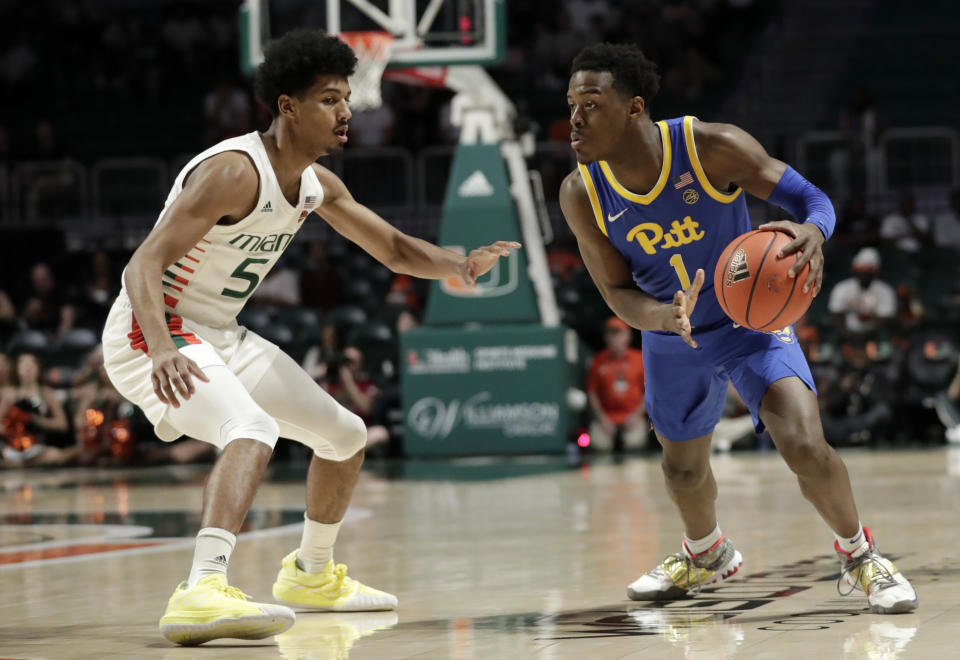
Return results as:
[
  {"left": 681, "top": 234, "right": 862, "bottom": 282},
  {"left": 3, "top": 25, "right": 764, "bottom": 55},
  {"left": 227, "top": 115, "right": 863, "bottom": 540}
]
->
[{"left": 127, "top": 132, "right": 323, "bottom": 328}]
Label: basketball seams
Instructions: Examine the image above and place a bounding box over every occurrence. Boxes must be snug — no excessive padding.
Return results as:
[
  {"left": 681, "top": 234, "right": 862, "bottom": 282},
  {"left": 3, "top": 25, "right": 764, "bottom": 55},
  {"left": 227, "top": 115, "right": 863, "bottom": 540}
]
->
[
  {"left": 759, "top": 246, "right": 802, "bottom": 331},
  {"left": 743, "top": 232, "right": 778, "bottom": 330}
]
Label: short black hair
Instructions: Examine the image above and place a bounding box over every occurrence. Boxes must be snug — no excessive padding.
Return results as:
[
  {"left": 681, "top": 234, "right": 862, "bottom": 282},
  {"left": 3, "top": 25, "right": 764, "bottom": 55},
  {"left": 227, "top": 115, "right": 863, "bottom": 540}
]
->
[
  {"left": 571, "top": 43, "right": 660, "bottom": 106},
  {"left": 254, "top": 30, "right": 358, "bottom": 117}
]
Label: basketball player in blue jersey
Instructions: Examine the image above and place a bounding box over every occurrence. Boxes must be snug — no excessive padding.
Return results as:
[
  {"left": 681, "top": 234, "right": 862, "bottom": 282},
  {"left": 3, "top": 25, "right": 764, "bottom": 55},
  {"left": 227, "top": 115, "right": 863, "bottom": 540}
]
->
[{"left": 559, "top": 44, "right": 916, "bottom": 613}]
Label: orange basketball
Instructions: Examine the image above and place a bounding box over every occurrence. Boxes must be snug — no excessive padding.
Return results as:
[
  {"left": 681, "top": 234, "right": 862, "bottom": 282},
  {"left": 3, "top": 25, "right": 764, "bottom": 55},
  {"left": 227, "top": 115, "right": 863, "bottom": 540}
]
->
[{"left": 713, "top": 229, "right": 814, "bottom": 332}]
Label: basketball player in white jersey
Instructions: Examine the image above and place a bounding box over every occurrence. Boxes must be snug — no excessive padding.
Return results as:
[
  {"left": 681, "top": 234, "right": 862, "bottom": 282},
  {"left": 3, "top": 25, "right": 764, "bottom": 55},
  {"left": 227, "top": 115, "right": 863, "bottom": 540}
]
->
[{"left": 102, "top": 31, "right": 520, "bottom": 646}]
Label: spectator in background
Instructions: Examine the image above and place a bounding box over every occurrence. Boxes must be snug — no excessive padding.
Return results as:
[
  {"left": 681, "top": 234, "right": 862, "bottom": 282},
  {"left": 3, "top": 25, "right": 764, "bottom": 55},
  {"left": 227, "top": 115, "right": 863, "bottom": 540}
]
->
[
  {"left": 81, "top": 251, "right": 116, "bottom": 330},
  {"left": 0, "top": 352, "right": 73, "bottom": 466},
  {"left": 0, "top": 290, "right": 16, "bottom": 346},
  {"left": 21, "top": 262, "right": 75, "bottom": 339},
  {"left": 385, "top": 274, "right": 422, "bottom": 310},
  {"left": 303, "top": 322, "right": 340, "bottom": 384},
  {"left": 250, "top": 258, "right": 300, "bottom": 307},
  {"left": 395, "top": 309, "right": 419, "bottom": 335},
  {"left": 299, "top": 241, "right": 342, "bottom": 312},
  {"left": 828, "top": 247, "right": 896, "bottom": 337},
  {"left": 0, "top": 353, "right": 9, "bottom": 388},
  {"left": 881, "top": 191, "right": 932, "bottom": 253},
  {"left": 820, "top": 339, "right": 894, "bottom": 446},
  {"left": 546, "top": 238, "right": 584, "bottom": 283},
  {"left": 933, "top": 188, "right": 960, "bottom": 251},
  {"left": 72, "top": 345, "right": 134, "bottom": 465},
  {"left": 894, "top": 283, "right": 925, "bottom": 341},
  {"left": 203, "top": 80, "right": 253, "bottom": 144},
  {"left": 324, "top": 345, "right": 389, "bottom": 449},
  {"left": 939, "top": 358, "right": 960, "bottom": 444},
  {"left": 586, "top": 317, "right": 647, "bottom": 452}
]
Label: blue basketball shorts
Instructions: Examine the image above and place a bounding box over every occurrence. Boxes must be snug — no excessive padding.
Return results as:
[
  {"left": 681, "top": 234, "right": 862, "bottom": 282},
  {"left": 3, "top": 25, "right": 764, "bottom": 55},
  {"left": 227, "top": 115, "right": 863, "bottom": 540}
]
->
[{"left": 640, "top": 323, "right": 816, "bottom": 442}]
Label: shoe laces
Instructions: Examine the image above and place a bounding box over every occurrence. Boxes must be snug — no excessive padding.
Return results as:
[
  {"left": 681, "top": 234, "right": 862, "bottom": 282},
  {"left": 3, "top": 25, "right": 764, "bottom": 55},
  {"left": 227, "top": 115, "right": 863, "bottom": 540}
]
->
[
  {"left": 218, "top": 583, "right": 251, "bottom": 601},
  {"left": 655, "top": 553, "right": 706, "bottom": 595},
  {"left": 329, "top": 563, "right": 350, "bottom": 589},
  {"left": 837, "top": 550, "right": 898, "bottom": 597}
]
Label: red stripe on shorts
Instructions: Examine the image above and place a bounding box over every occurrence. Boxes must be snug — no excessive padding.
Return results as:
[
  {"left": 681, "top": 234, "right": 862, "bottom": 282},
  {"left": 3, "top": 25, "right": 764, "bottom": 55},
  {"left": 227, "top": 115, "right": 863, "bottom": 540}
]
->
[
  {"left": 168, "top": 315, "right": 201, "bottom": 345},
  {"left": 127, "top": 313, "right": 201, "bottom": 354},
  {"left": 128, "top": 314, "right": 148, "bottom": 354}
]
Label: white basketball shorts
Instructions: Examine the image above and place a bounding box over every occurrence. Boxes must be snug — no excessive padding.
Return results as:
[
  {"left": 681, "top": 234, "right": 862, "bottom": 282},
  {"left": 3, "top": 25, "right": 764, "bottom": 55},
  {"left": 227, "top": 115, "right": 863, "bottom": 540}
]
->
[{"left": 102, "top": 292, "right": 365, "bottom": 460}]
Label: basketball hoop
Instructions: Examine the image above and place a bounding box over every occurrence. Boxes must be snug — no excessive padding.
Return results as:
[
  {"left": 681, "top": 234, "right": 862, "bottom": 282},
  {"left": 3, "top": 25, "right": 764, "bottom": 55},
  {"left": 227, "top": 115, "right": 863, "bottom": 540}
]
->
[{"left": 340, "top": 31, "right": 394, "bottom": 111}]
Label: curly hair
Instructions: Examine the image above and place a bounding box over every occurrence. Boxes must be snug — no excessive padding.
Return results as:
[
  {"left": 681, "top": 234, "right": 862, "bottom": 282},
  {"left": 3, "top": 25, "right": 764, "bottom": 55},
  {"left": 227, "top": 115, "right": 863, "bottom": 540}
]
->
[
  {"left": 571, "top": 43, "right": 660, "bottom": 106},
  {"left": 254, "top": 30, "right": 358, "bottom": 117}
]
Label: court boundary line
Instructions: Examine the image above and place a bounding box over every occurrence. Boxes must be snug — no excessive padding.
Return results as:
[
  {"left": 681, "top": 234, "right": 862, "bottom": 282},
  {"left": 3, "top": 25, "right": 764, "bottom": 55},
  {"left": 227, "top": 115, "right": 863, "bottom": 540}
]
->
[{"left": 0, "top": 507, "right": 372, "bottom": 571}]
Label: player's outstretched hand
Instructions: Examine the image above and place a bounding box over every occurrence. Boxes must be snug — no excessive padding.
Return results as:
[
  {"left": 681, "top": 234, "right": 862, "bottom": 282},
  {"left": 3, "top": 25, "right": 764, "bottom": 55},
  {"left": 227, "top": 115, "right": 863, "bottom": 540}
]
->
[
  {"left": 151, "top": 347, "right": 209, "bottom": 408},
  {"left": 759, "top": 220, "right": 825, "bottom": 296},
  {"left": 665, "top": 268, "right": 705, "bottom": 349},
  {"left": 459, "top": 241, "right": 523, "bottom": 286}
]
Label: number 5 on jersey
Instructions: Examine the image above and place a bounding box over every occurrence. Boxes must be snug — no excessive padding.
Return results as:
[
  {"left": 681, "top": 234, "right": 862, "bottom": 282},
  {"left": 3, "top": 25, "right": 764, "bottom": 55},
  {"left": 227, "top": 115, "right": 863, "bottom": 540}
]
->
[{"left": 221, "top": 257, "right": 270, "bottom": 299}]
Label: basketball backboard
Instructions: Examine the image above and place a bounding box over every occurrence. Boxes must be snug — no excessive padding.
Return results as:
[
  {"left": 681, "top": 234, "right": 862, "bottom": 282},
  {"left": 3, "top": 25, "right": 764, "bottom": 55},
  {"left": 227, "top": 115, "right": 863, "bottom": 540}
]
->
[{"left": 240, "top": 0, "right": 505, "bottom": 74}]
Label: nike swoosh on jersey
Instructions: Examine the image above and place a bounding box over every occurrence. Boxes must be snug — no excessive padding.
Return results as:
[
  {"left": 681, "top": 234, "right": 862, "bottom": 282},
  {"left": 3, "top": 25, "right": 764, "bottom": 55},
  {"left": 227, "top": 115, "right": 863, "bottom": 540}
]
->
[{"left": 608, "top": 209, "right": 627, "bottom": 222}]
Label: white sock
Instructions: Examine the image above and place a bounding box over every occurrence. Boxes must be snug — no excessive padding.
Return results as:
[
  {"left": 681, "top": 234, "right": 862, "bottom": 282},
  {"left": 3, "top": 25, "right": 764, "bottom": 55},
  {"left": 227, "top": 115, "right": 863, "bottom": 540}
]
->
[
  {"left": 296, "top": 514, "right": 342, "bottom": 574},
  {"left": 187, "top": 527, "right": 236, "bottom": 588},
  {"left": 685, "top": 524, "right": 724, "bottom": 556},
  {"left": 835, "top": 523, "right": 869, "bottom": 558}
]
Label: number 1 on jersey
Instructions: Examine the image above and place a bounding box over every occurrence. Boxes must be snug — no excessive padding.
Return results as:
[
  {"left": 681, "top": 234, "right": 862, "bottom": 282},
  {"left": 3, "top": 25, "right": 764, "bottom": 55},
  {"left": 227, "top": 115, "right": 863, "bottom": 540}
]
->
[{"left": 669, "top": 253, "right": 692, "bottom": 290}]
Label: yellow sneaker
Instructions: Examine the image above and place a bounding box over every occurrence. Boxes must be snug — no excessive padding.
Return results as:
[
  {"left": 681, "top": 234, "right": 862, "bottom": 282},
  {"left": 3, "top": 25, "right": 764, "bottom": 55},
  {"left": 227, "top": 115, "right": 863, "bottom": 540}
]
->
[
  {"left": 272, "top": 550, "right": 398, "bottom": 611},
  {"left": 159, "top": 574, "right": 296, "bottom": 646}
]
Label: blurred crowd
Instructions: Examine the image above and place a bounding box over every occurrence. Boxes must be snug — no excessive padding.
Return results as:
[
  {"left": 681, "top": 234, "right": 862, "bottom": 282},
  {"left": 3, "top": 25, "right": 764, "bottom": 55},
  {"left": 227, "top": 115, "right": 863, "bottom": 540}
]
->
[
  {"left": 0, "top": 239, "right": 429, "bottom": 468},
  {"left": 4, "top": 204, "right": 960, "bottom": 468},
  {"left": 0, "top": 0, "right": 770, "bottom": 162}
]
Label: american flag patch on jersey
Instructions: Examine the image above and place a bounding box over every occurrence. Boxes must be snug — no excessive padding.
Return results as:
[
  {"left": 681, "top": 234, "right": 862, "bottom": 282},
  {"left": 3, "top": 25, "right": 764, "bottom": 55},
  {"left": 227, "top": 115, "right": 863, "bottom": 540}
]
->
[
  {"left": 673, "top": 171, "right": 694, "bottom": 189},
  {"left": 304, "top": 195, "right": 317, "bottom": 208}
]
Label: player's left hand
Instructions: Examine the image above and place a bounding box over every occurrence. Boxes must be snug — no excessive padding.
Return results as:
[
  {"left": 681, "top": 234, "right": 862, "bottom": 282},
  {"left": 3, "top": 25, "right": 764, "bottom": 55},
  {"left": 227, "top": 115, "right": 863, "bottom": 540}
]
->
[
  {"left": 460, "top": 241, "right": 523, "bottom": 286},
  {"left": 758, "top": 220, "right": 825, "bottom": 296}
]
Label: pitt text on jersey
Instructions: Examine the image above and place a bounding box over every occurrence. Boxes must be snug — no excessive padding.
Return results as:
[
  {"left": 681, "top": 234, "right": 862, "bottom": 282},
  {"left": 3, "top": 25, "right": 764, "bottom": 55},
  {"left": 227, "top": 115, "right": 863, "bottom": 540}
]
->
[{"left": 625, "top": 215, "right": 705, "bottom": 255}]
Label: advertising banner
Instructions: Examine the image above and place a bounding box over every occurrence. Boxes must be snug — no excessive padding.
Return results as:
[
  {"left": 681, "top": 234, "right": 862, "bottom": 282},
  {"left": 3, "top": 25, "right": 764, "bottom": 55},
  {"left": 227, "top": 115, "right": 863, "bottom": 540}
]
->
[{"left": 401, "top": 324, "right": 572, "bottom": 455}]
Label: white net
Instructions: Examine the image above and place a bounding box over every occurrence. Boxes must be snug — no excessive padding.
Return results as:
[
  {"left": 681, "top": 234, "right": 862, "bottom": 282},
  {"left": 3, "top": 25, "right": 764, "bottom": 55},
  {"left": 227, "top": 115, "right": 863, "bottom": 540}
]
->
[{"left": 340, "top": 31, "right": 394, "bottom": 111}]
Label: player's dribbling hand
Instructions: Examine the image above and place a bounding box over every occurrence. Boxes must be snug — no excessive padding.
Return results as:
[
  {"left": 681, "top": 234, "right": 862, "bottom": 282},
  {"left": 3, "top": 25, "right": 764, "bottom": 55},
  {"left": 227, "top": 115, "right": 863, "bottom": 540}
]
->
[
  {"left": 460, "top": 241, "right": 523, "bottom": 286},
  {"left": 665, "top": 268, "right": 705, "bottom": 349},
  {"left": 759, "top": 220, "right": 825, "bottom": 296},
  {"left": 151, "top": 347, "right": 209, "bottom": 408}
]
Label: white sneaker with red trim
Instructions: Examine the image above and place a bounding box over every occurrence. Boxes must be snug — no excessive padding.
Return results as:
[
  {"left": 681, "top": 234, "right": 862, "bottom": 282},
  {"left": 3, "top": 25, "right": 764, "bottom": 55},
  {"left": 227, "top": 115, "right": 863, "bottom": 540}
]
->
[
  {"left": 836, "top": 527, "right": 917, "bottom": 614},
  {"left": 627, "top": 536, "right": 742, "bottom": 601}
]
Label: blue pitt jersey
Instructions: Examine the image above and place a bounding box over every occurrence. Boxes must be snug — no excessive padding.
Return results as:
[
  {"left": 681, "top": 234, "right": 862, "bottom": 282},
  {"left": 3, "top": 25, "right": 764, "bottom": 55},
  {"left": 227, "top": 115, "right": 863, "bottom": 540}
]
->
[{"left": 578, "top": 115, "right": 751, "bottom": 331}]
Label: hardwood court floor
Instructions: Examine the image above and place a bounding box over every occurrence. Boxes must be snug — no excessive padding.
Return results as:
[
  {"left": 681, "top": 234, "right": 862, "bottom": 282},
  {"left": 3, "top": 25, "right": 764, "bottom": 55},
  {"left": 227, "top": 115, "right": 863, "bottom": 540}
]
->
[{"left": 1, "top": 447, "right": 958, "bottom": 659}]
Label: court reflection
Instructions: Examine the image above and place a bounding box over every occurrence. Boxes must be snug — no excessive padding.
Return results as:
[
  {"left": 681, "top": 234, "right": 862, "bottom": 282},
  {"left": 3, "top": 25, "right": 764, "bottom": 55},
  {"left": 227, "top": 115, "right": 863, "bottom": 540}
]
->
[
  {"left": 274, "top": 612, "right": 399, "bottom": 660},
  {"left": 842, "top": 617, "right": 919, "bottom": 659},
  {"left": 627, "top": 610, "right": 744, "bottom": 658}
]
